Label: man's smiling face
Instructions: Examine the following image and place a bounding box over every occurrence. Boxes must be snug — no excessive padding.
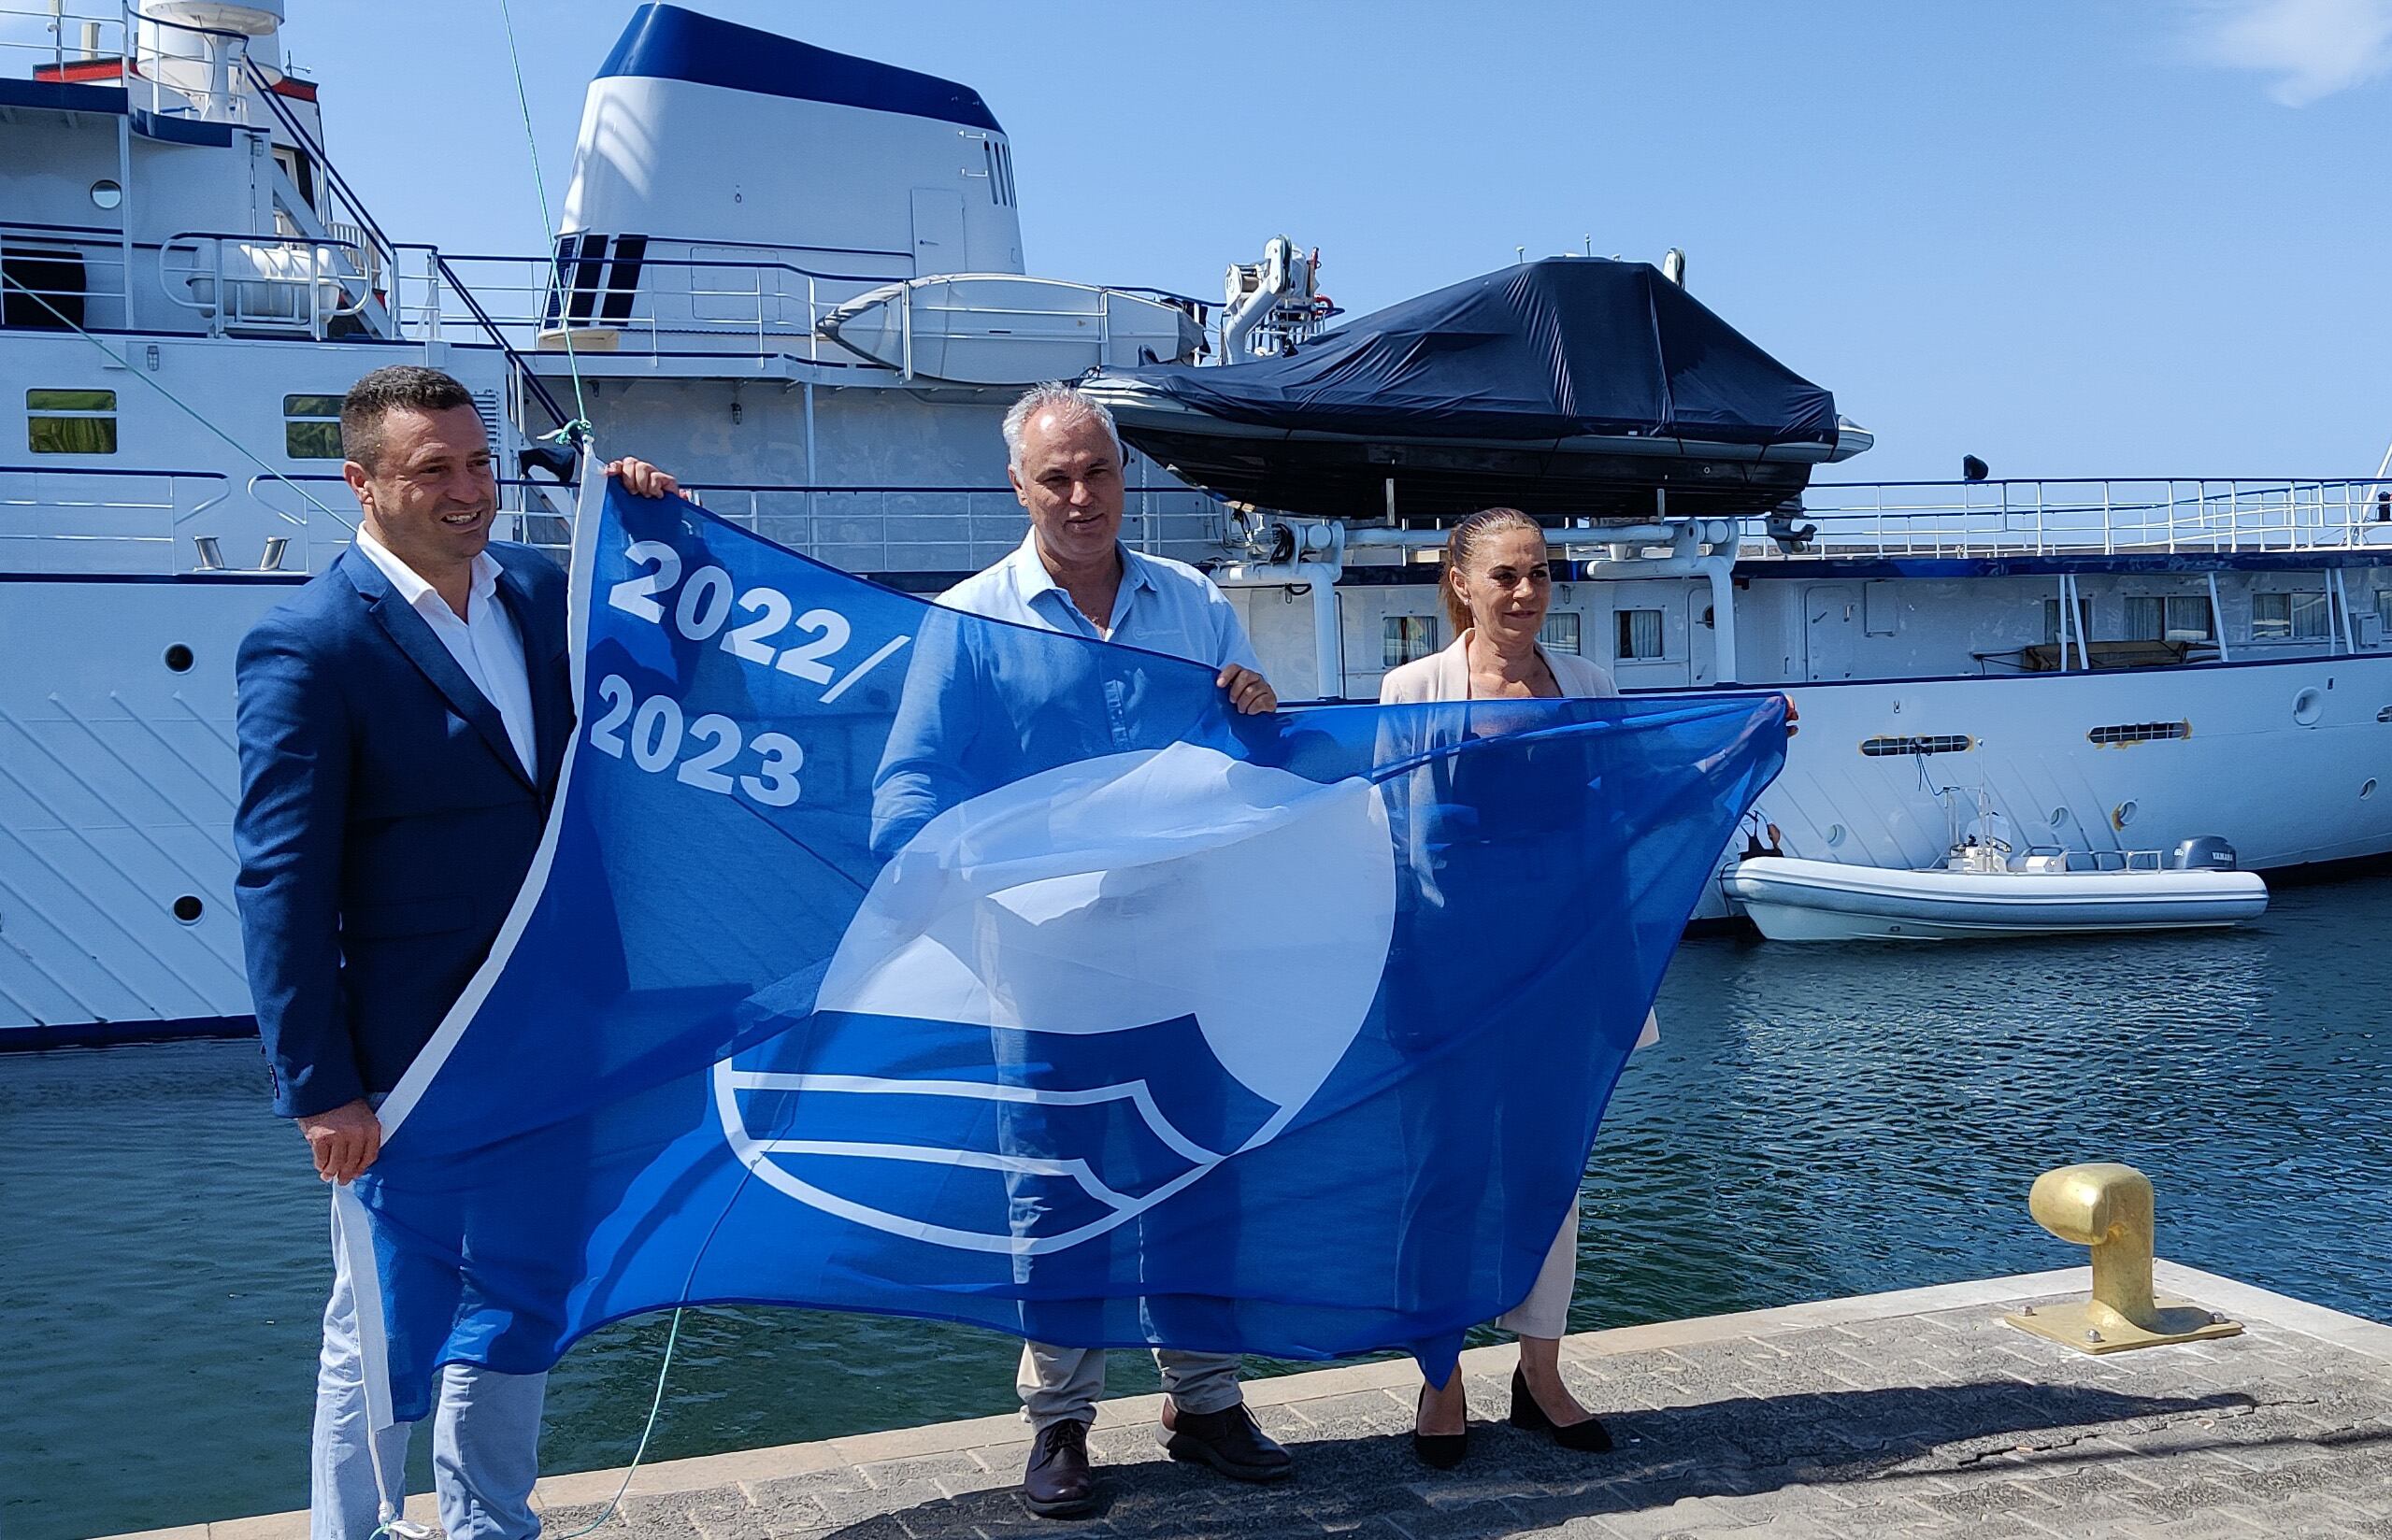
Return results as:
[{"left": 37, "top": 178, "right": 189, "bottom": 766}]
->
[{"left": 347, "top": 404, "right": 498, "bottom": 574}]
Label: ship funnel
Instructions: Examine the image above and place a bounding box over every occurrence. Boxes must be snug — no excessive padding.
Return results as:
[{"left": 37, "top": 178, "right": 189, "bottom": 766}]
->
[{"left": 558, "top": 2, "right": 1024, "bottom": 334}]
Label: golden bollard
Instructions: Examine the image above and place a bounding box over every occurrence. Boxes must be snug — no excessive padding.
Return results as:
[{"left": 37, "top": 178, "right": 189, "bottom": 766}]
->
[{"left": 2003, "top": 1162, "right": 2242, "bottom": 1354}]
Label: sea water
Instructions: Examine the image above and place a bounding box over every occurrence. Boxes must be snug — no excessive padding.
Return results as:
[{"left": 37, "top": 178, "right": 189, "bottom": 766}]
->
[{"left": 5, "top": 873, "right": 2386, "bottom": 1539}]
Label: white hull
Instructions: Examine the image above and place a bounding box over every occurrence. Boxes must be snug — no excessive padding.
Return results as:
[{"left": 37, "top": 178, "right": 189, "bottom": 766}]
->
[
  {"left": 1716, "top": 651, "right": 2392, "bottom": 920},
  {"left": 1, "top": 577, "right": 2380, "bottom": 1040},
  {"left": 1722, "top": 855, "right": 2269, "bottom": 941}
]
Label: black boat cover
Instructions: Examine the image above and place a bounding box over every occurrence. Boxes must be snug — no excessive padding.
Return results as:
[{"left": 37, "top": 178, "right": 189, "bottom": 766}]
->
[{"left": 1110, "top": 258, "right": 1836, "bottom": 450}]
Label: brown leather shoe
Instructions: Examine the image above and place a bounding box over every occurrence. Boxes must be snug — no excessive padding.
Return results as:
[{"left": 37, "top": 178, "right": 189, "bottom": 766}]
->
[
  {"left": 1023, "top": 1418, "right": 1097, "bottom": 1518},
  {"left": 1159, "top": 1403, "right": 1295, "bottom": 1483}
]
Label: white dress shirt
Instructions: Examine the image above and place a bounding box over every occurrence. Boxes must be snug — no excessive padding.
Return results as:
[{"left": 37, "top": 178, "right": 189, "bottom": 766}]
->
[{"left": 352, "top": 525, "right": 538, "bottom": 778}]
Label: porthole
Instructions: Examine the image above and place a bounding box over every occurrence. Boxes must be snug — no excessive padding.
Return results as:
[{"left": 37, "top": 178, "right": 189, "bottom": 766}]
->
[
  {"left": 2376, "top": 706, "right": 2392, "bottom": 723},
  {"left": 2049, "top": 806, "right": 2072, "bottom": 828},
  {"left": 164, "top": 644, "right": 193, "bottom": 673},
  {"left": 171, "top": 895, "right": 203, "bottom": 924},
  {"left": 90, "top": 179, "right": 122, "bottom": 210},
  {"left": 1824, "top": 823, "right": 1846, "bottom": 848},
  {"left": 2366, "top": 779, "right": 2379, "bottom": 801},
  {"left": 2294, "top": 688, "right": 2324, "bottom": 725},
  {"left": 2113, "top": 800, "right": 2140, "bottom": 830}
]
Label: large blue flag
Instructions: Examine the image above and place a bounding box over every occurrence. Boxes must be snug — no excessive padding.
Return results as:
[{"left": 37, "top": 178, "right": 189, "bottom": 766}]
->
[{"left": 347, "top": 478, "right": 1785, "bottom": 1422}]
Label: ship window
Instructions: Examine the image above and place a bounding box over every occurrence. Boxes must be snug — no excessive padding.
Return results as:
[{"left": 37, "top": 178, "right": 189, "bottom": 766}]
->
[
  {"left": 2253, "top": 591, "right": 2331, "bottom": 641},
  {"left": 2125, "top": 594, "right": 2213, "bottom": 642},
  {"left": 1615, "top": 608, "right": 1664, "bottom": 661},
  {"left": 1539, "top": 613, "right": 1582, "bottom": 654},
  {"left": 1382, "top": 615, "right": 1438, "bottom": 669},
  {"left": 2041, "top": 597, "right": 2094, "bottom": 644},
  {"left": 2088, "top": 720, "right": 2191, "bottom": 746},
  {"left": 2378, "top": 590, "right": 2392, "bottom": 635},
  {"left": 26, "top": 388, "right": 116, "bottom": 454},
  {"left": 1860, "top": 734, "right": 1973, "bottom": 757},
  {"left": 599, "top": 235, "right": 648, "bottom": 325},
  {"left": 283, "top": 392, "right": 344, "bottom": 459}
]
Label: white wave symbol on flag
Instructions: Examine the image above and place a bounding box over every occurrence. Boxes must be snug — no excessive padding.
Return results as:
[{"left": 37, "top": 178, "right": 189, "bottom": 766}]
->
[{"left": 714, "top": 742, "right": 1397, "bottom": 1255}]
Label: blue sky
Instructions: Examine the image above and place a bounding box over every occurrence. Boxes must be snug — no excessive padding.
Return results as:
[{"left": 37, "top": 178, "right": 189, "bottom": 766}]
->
[{"left": 273, "top": 2, "right": 2386, "bottom": 481}]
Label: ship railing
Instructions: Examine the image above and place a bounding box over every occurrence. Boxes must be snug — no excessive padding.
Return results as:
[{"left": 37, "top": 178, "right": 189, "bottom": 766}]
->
[
  {"left": 384, "top": 249, "right": 910, "bottom": 369},
  {"left": 597, "top": 482, "right": 1228, "bottom": 577},
  {"left": 230, "top": 474, "right": 1222, "bottom": 576},
  {"left": 1768, "top": 478, "right": 2392, "bottom": 560},
  {"left": 0, "top": 0, "right": 124, "bottom": 77},
  {"left": 7, "top": 2, "right": 272, "bottom": 126},
  {"left": 0, "top": 464, "right": 229, "bottom": 570},
  {"left": 154, "top": 231, "right": 372, "bottom": 339},
  {"left": 0, "top": 221, "right": 134, "bottom": 328}
]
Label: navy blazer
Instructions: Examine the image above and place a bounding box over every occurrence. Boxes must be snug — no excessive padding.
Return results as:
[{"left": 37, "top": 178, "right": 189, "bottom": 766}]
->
[{"left": 233, "top": 541, "right": 573, "bottom": 1118}]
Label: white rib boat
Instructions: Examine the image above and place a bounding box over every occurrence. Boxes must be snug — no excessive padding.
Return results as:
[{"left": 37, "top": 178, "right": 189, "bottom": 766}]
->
[{"left": 1722, "top": 839, "right": 2270, "bottom": 942}]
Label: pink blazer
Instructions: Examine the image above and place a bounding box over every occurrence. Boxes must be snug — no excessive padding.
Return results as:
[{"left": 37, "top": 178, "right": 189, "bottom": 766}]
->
[{"left": 1377, "top": 633, "right": 1659, "bottom": 1050}]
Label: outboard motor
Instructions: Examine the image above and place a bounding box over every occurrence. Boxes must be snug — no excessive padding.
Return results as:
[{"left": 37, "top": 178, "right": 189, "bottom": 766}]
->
[{"left": 2170, "top": 835, "right": 2239, "bottom": 872}]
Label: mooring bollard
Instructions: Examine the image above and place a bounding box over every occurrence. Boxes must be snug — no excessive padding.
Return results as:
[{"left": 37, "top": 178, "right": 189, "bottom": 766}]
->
[{"left": 2004, "top": 1162, "right": 2242, "bottom": 1354}]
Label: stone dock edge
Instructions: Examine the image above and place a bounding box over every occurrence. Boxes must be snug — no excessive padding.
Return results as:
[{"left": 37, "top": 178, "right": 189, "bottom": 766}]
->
[{"left": 95, "top": 1262, "right": 2392, "bottom": 1540}]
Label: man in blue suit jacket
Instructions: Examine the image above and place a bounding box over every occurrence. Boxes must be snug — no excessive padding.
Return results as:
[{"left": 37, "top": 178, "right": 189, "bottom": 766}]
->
[{"left": 234, "top": 364, "right": 677, "bottom": 1539}]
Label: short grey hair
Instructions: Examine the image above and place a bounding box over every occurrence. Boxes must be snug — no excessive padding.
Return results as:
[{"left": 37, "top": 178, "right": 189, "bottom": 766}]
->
[{"left": 1001, "top": 381, "right": 1124, "bottom": 472}]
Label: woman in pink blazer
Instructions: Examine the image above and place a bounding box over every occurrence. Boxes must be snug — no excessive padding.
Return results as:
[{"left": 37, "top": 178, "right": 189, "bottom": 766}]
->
[{"left": 1380, "top": 506, "right": 1637, "bottom": 1468}]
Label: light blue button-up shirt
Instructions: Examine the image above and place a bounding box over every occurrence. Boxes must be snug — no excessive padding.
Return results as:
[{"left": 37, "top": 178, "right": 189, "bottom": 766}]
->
[
  {"left": 937, "top": 533, "right": 1262, "bottom": 673},
  {"left": 869, "top": 534, "right": 1264, "bottom": 854}
]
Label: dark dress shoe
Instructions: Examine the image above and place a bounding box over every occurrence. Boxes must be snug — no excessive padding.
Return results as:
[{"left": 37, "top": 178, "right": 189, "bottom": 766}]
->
[
  {"left": 1023, "top": 1418, "right": 1098, "bottom": 1518},
  {"left": 1508, "top": 1368, "right": 1612, "bottom": 1452},
  {"left": 1411, "top": 1384, "right": 1468, "bottom": 1470},
  {"left": 1161, "top": 1403, "right": 1295, "bottom": 1483}
]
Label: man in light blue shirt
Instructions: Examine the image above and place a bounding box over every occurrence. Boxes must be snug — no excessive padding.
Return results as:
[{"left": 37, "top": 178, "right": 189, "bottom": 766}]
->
[
  {"left": 873, "top": 384, "right": 1276, "bottom": 855},
  {"left": 868, "top": 383, "right": 1290, "bottom": 1518}
]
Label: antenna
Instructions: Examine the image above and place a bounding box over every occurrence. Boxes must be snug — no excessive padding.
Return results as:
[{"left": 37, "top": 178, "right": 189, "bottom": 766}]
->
[
  {"left": 1583, "top": 235, "right": 1592, "bottom": 257},
  {"left": 1514, "top": 245, "right": 1526, "bottom": 264}
]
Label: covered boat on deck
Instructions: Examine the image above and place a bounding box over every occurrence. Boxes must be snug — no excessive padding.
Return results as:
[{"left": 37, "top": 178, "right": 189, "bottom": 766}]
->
[{"left": 1080, "top": 257, "right": 1874, "bottom": 521}]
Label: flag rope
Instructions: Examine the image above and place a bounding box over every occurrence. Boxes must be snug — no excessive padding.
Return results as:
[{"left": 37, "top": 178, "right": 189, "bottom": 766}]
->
[{"left": 495, "top": 0, "right": 592, "bottom": 450}]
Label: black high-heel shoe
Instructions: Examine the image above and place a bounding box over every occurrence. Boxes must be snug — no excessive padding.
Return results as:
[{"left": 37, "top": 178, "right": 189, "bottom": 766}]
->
[
  {"left": 1411, "top": 1383, "right": 1468, "bottom": 1470},
  {"left": 1509, "top": 1368, "right": 1613, "bottom": 1452}
]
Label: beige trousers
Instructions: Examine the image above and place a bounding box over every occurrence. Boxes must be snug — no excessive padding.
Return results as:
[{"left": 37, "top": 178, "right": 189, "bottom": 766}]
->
[
  {"left": 1496, "top": 1006, "right": 1648, "bottom": 1341},
  {"left": 1017, "top": 1342, "right": 1244, "bottom": 1432},
  {"left": 1494, "top": 1194, "right": 1579, "bottom": 1340}
]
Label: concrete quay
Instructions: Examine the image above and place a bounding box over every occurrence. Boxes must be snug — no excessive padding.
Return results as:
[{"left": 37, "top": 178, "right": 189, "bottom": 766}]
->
[{"left": 110, "top": 1262, "right": 2392, "bottom": 1540}]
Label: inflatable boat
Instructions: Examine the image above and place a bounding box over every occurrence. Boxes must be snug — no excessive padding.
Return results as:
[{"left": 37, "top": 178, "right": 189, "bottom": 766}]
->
[
  {"left": 1081, "top": 258, "right": 1873, "bottom": 520},
  {"left": 1722, "top": 839, "right": 2270, "bottom": 942}
]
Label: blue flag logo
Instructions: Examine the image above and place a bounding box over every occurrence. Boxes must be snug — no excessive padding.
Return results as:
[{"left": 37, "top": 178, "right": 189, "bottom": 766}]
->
[{"left": 350, "top": 478, "right": 1784, "bottom": 1422}]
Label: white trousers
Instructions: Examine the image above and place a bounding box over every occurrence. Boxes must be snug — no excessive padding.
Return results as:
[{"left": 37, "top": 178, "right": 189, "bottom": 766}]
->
[{"left": 312, "top": 1200, "right": 548, "bottom": 1540}]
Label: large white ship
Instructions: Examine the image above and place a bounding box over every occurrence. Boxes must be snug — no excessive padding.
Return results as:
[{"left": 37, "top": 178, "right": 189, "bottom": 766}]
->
[{"left": 5, "top": 1, "right": 2389, "bottom": 1045}]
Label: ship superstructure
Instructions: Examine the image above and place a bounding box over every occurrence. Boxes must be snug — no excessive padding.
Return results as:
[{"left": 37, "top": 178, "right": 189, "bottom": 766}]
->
[{"left": 5, "top": 1, "right": 2390, "bottom": 1044}]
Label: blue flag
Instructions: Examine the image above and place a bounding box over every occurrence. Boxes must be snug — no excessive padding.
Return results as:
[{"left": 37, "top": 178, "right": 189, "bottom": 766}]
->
[{"left": 349, "top": 478, "right": 1785, "bottom": 1422}]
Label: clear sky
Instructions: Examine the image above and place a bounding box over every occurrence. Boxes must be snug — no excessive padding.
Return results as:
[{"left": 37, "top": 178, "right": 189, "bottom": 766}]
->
[{"left": 269, "top": 1, "right": 2389, "bottom": 482}]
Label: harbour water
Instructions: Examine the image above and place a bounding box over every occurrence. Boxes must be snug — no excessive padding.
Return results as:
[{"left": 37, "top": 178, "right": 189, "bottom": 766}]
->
[{"left": 6, "top": 873, "right": 2388, "bottom": 1540}]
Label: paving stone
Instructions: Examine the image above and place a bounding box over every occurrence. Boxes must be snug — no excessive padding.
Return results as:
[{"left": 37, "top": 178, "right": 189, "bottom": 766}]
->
[{"left": 143, "top": 1276, "right": 2392, "bottom": 1540}]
